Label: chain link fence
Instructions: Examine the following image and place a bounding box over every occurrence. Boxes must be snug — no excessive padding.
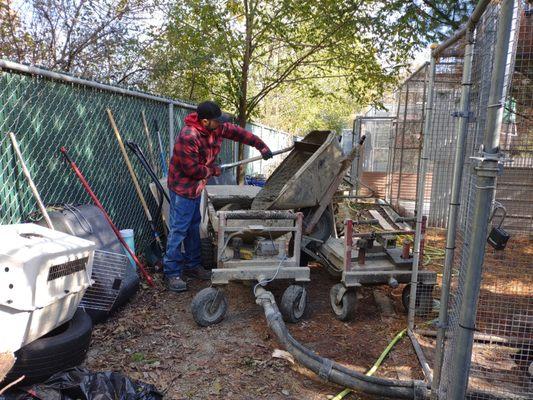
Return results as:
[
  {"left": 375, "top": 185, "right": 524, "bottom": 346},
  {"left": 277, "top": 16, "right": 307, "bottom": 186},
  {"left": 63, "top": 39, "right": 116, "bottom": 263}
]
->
[{"left": 0, "top": 61, "right": 288, "bottom": 253}]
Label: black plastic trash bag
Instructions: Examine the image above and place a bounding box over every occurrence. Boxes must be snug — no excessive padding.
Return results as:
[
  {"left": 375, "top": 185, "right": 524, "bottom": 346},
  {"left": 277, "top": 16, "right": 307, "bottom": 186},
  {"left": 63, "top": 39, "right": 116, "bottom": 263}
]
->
[{"left": 1, "top": 367, "right": 163, "bottom": 400}]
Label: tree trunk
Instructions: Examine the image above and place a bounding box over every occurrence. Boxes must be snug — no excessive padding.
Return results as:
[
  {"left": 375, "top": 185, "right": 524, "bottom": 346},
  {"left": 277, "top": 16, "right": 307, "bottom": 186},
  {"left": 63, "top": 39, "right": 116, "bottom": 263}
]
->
[{"left": 236, "top": 0, "right": 253, "bottom": 185}]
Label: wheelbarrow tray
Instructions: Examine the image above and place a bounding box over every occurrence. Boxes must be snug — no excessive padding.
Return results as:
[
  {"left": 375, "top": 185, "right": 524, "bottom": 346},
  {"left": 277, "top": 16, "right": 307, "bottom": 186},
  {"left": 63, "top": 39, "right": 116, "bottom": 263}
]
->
[{"left": 251, "top": 130, "right": 345, "bottom": 210}]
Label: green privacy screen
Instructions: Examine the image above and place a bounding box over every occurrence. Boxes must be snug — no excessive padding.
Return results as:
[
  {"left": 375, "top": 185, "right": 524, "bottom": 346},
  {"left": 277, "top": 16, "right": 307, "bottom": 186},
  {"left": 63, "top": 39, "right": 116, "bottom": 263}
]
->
[{"left": 0, "top": 64, "right": 239, "bottom": 252}]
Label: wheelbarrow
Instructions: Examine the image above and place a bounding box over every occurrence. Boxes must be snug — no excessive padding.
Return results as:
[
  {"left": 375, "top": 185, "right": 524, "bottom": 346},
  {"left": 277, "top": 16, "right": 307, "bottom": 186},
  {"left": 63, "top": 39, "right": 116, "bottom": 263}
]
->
[{"left": 193, "top": 130, "right": 360, "bottom": 326}]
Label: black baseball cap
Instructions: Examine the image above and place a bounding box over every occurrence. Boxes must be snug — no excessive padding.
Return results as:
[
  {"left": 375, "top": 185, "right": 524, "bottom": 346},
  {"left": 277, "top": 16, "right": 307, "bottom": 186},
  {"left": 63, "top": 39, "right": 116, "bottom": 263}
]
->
[{"left": 197, "top": 101, "right": 230, "bottom": 123}]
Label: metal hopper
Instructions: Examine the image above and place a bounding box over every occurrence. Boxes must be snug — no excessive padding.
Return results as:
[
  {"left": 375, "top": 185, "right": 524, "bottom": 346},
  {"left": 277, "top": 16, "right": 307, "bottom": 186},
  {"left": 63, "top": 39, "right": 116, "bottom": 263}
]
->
[{"left": 251, "top": 130, "right": 345, "bottom": 210}]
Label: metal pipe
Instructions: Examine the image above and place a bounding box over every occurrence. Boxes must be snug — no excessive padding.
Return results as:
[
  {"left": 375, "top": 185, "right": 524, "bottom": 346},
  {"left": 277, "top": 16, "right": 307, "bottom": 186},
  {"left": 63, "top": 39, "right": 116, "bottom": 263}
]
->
[
  {"left": 432, "top": 0, "right": 492, "bottom": 57},
  {"left": 358, "top": 116, "right": 396, "bottom": 120},
  {"left": 447, "top": 1, "right": 515, "bottom": 398},
  {"left": 0, "top": 59, "right": 195, "bottom": 110},
  {"left": 168, "top": 103, "right": 174, "bottom": 174},
  {"left": 407, "top": 329, "right": 433, "bottom": 383},
  {"left": 395, "top": 83, "right": 411, "bottom": 207},
  {"left": 386, "top": 109, "right": 399, "bottom": 203},
  {"left": 351, "top": 118, "right": 362, "bottom": 195},
  {"left": 408, "top": 56, "right": 436, "bottom": 331},
  {"left": 220, "top": 145, "right": 293, "bottom": 170},
  {"left": 413, "top": 65, "right": 429, "bottom": 213},
  {"left": 431, "top": 27, "right": 475, "bottom": 396}
]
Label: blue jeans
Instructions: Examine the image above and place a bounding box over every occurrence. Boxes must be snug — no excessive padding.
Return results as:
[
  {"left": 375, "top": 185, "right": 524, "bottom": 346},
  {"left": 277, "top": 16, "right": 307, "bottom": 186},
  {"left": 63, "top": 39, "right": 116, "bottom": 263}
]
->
[{"left": 164, "top": 191, "right": 201, "bottom": 278}]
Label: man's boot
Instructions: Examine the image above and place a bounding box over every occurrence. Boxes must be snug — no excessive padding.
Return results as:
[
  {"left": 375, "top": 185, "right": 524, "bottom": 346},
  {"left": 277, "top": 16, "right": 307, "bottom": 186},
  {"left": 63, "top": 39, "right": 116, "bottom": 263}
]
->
[{"left": 165, "top": 276, "right": 187, "bottom": 292}]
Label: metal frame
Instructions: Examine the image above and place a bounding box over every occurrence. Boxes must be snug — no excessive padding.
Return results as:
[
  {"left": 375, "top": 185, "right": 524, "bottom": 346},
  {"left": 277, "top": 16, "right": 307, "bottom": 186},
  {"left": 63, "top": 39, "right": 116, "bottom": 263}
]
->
[
  {"left": 399, "top": 0, "right": 520, "bottom": 397},
  {"left": 211, "top": 210, "right": 310, "bottom": 285},
  {"left": 339, "top": 219, "right": 436, "bottom": 288},
  {"left": 431, "top": 26, "right": 476, "bottom": 393},
  {"left": 446, "top": 0, "right": 515, "bottom": 397},
  {"left": 351, "top": 116, "right": 396, "bottom": 197}
]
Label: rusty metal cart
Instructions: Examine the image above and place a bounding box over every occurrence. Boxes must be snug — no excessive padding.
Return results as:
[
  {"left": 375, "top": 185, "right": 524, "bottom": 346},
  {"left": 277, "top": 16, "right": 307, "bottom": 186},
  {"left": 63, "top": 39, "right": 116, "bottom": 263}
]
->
[{"left": 318, "top": 218, "right": 437, "bottom": 321}]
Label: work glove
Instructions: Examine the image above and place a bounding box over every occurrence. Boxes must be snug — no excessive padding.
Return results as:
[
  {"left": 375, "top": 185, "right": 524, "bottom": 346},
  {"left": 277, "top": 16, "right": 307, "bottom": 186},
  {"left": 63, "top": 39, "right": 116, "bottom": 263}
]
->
[
  {"left": 260, "top": 147, "right": 273, "bottom": 160},
  {"left": 209, "top": 164, "right": 221, "bottom": 177}
]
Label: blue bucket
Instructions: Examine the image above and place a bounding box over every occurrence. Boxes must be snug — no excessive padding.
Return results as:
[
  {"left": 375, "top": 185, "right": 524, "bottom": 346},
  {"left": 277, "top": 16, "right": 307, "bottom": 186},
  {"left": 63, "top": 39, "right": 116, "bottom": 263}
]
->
[{"left": 119, "top": 229, "right": 136, "bottom": 269}]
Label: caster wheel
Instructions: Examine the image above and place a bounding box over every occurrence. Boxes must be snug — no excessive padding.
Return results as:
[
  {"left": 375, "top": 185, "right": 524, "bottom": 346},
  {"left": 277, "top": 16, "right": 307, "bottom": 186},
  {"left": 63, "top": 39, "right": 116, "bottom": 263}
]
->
[
  {"left": 330, "top": 283, "right": 357, "bottom": 321},
  {"left": 280, "top": 285, "right": 308, "bottom": 323},
  {"left": 191, "top": 287, "right": 228, "bottom": 327},
  {"left": 402, "top": 283, "right": 434, "bottom": 317}
]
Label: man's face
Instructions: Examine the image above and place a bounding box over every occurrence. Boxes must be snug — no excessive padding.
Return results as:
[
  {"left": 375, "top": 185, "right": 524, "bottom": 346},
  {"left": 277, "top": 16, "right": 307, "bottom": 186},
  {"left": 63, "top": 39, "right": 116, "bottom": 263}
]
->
[{"left": 200, "top": 118, "right": 220, "bottom": 132}]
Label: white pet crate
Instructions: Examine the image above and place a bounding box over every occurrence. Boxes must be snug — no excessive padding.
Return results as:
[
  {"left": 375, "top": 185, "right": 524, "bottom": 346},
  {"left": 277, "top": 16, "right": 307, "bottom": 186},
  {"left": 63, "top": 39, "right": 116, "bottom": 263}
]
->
[{"left": 0, "top": 224, "right": 95, "bottom": 352}]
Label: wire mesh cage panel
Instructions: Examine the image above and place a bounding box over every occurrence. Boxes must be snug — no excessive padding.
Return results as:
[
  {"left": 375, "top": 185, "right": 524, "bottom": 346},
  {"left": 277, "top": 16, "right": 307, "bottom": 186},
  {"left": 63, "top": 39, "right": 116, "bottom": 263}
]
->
[
  {"left": 387, "top": 64, "right": 428, "bottom": 216},
  {"left": 437, "top": 2, "right": 533, "bottom": 398},
  {"left": 425, "top": 43, "right": 466, "bottom": 229},
  {"left": 357, "top": 117, "right": 395, "bottom": 199}
]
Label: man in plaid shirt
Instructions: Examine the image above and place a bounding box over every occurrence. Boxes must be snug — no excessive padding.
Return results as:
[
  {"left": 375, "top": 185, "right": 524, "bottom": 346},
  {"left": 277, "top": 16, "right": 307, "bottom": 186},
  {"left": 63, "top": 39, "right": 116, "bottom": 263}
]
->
[{"left": 164, "top": 101, "right": 272, "bottom": 292}]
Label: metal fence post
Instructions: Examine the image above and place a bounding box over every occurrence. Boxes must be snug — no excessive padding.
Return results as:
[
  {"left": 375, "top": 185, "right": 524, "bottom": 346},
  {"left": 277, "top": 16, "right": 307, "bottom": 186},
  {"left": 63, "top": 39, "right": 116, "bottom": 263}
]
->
[
  {"left": 447, "top": 0, "right": 515, "bottom": 397},
  {"left": 408, "top": 56, "right": 436, "bottom": 331},
  {"left": 351, "top": 117, "right": 361, "bottom": 195},
  {"left": 168, "top": 103, "right": 174, "bottom": 161},
  {"left": 431, "top": 28, "right": 475, "bottom": 397}
]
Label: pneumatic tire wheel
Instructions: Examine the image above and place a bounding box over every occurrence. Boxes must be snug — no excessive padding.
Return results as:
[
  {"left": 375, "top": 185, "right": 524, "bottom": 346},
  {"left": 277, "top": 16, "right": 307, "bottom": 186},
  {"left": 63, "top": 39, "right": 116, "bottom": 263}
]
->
[
  {"left": 402, "top": 283, "right": 434, "bottom": 317},
  {"left": 280, "top": 285, "right": 308, "bottom": 323},
  {"left": 3, "top": 309, "right": 93, "bottom": 386},
  {"left": 200, "top": 238, "right": 217, "bottom": 270},
  {"left": 191, "top": 287, "right": 228, "bottom": 327},
  {"left": 330, "top": 283, "right": 357, "bottom": 321}
]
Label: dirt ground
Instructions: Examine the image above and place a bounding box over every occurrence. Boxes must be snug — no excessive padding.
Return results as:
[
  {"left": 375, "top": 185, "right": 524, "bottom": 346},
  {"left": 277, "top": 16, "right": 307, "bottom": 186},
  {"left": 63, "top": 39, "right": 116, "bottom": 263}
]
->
[
  {"left": 84, "top": 201, "right": 531, "bottom": 399},
  {"left": 84, "top": 265, "right": 424, "bottom": 400}
]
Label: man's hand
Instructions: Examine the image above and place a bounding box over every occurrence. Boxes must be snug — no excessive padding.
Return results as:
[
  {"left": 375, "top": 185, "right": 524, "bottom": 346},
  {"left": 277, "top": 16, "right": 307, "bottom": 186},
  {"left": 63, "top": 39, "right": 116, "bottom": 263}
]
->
[
  {"left": 209, "top": 164, "right": 221, "bottom": 177},
  {"left": 260, "top": 147, "right": 273, "bottom": 160}
]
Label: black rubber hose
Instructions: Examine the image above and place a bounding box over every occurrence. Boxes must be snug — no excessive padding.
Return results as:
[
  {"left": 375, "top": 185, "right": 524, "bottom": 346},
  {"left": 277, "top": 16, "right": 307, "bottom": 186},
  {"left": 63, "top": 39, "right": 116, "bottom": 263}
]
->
[{"left": 255, "top": 289, "right": 429, "bottom": 399}]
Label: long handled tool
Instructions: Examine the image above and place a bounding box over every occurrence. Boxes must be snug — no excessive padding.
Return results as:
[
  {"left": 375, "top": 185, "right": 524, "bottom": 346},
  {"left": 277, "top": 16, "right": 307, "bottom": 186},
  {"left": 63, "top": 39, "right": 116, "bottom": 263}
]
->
[
  {"left": 60, "top": 146, "right": 154, "bottom": 287},
  {"left": 125, "top": 141, "right": 170, "bottom": 204},
  {"left": 153, "top": 119, "right": 168, "bottom": 177},
  {"left": 107, "top": 109, "right": 165, "bottom": 256},
  {"left": 140, "top": 110, "right": 158, "bottom": 172},
  {"left": 6, "top": 131, "right": 54, "bottom": 229},
  {"left": 220, "top": 145, "right": 294, "bottom": 170},
  {"left": 126, "top": 140, "right": 170, "bottom": 239}
]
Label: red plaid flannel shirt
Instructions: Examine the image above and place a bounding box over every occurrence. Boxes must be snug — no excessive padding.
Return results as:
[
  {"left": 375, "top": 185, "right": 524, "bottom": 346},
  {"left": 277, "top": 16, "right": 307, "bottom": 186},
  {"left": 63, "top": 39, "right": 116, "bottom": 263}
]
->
[{"left": 168, "top": 112, "right": 268, "bottom": 198}]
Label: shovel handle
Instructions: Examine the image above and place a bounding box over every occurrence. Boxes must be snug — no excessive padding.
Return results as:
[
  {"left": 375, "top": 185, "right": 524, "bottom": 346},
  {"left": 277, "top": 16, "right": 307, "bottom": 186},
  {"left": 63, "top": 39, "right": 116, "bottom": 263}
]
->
[{"left": 220, "top": 145, "right": 294, "bottom": 170}]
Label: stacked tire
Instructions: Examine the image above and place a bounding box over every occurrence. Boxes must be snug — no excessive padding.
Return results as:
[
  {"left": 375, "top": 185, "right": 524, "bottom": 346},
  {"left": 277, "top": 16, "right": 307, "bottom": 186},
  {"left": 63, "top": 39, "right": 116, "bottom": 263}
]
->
[{"left": 3, "top": 309, "right": 93, "bottom": 386}]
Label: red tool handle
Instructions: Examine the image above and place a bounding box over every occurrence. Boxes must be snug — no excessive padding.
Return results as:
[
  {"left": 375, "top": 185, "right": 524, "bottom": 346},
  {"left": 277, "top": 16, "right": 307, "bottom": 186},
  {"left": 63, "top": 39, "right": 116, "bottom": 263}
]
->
[{"left": 60, "top": 147, "right": 154, "bottom": 287}]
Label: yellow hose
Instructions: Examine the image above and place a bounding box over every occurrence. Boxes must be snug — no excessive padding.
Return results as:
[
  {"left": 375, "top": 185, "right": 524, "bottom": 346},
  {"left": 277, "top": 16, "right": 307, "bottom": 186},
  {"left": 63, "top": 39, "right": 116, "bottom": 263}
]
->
[{"left": 331, "top": 328, "right": 408, "bottom": 400}]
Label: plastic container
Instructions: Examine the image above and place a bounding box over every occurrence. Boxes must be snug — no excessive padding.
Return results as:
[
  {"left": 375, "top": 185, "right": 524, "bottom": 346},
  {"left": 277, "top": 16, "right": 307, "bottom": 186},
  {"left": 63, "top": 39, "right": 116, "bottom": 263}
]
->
[
  {"left": 120, "top": 229, "right": 136, "bottom": 269},
  {"left": 0, "top": 223, "right": 95, "bottom": 352},
  {"left": 35, "top": 205, "right": 140, "bottom": 323}
]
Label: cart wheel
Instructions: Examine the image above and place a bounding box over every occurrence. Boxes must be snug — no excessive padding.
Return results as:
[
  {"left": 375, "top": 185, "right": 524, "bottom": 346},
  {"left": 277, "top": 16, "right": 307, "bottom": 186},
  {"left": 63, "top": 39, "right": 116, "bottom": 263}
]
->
[
  {"left": 191, "top": 287, "right": 228, "bottom": 327},
  {"left": 330, "top": 283, "right": 357, "bottom": 321},
  {"left": 280, "top": 285, "right": 308, "bottom": 323},
  {"left": 402, "top": 283, "right": 434, "bottom": 317}
]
